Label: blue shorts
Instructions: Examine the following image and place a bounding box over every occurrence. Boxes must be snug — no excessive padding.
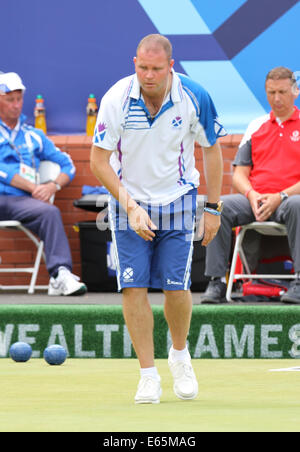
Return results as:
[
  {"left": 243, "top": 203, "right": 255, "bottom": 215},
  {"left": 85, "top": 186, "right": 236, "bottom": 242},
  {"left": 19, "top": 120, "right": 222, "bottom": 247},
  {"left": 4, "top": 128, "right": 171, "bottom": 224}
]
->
[{"left": 109, "top": 188, "right": 197, "bottom": 291}]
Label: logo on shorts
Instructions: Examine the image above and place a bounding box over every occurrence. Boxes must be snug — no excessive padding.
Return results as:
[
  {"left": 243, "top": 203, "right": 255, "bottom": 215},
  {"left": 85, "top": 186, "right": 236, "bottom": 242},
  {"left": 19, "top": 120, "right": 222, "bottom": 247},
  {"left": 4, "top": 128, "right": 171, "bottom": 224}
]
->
[
  {"left": 172, "top": 116, "right": 183, "bottom": 128},
  {"left": 123, "top": 267, "right": 134, "bottom": 282},
  {"left": 167, "top": 278, "right": 182, "bottom": 286},
  {"left": 290, "top": 130, "right": 300, "bottom": 142}
]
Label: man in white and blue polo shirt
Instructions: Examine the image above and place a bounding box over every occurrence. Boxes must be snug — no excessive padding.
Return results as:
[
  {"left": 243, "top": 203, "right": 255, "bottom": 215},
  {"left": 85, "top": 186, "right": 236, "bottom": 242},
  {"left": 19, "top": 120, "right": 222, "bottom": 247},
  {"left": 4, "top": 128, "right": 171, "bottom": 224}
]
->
[{"left": 90, "top": 34, "right": 225, "bottom": 404}]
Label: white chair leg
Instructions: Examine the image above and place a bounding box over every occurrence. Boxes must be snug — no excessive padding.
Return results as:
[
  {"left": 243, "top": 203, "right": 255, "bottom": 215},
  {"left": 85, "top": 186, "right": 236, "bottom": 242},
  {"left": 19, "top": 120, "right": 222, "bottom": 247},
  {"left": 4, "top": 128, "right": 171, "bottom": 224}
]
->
[
  {"left": 28, "top": 241, "right": 44, "bottom": 294},
  {"left": 226, "top": 228, "right": 247, "bottom": 302}
]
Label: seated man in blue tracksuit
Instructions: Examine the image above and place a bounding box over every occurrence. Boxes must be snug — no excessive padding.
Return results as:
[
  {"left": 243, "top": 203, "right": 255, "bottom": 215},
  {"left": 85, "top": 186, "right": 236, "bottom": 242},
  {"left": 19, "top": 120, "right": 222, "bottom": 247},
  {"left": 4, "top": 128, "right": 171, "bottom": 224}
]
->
[{"left": 0, "top": 72, "right": 86, "bottom": 296}]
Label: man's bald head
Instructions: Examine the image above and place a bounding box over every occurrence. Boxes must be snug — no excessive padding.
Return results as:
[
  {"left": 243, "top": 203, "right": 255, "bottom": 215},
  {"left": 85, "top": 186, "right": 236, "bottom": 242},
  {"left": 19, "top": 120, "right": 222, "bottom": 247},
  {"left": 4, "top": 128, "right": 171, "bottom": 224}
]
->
[{"left": 136, "top": 34, "right": 173, "bottom": 63}]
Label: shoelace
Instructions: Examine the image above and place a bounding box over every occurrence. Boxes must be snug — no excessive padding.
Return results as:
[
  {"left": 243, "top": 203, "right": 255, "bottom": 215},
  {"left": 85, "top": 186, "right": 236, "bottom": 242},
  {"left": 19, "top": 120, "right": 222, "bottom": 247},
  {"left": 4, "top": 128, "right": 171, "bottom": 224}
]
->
[
  {"left": 51, "top": 270, "right": 80, "bottom": 290},
  {"left": 171, "top": 361, "right": 193, "bottom": 380},
  {"left": 61, "top": 271, "right": 80, "bottom": 289},
  {"left": 59, "top": 269, "right": 80, "bottom": 280},
  {"left": 138, "top": 376, "right": 159, "bottom": 393},
  {"left": 210, "top": 279, "right": 224, "bottom": 289}
]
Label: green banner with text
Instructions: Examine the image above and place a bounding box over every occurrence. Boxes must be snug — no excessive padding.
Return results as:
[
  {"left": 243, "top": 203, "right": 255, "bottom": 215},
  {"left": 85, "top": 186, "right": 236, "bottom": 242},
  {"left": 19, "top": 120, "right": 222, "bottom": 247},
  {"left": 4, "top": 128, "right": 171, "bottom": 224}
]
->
[{"left": 0, "top": 305, "right": 300, "bottom": 359}]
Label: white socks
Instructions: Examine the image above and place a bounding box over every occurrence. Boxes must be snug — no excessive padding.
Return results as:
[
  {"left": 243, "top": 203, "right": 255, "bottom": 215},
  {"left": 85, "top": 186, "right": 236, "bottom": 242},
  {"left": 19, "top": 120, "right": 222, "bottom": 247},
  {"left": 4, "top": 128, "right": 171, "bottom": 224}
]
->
[
  {"left": 140, "top": 345, "right": 190, "bottom": 380},
  {"left": 140, "top": 366, "right": 160, "bottom": 381},
  {"left": 169, "top": 345, "right": 190, "bottom": 363}
]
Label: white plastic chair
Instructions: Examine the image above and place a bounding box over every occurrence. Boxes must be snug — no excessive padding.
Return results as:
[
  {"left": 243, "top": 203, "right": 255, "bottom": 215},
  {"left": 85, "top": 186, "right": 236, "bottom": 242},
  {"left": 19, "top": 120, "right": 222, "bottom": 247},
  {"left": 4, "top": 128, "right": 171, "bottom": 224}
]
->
[
  {"left": 0, "top": 160, "right": 60, "bottom": 293},
  {"left": 226, "top": 221, "right": 297, "bottom": 302}
]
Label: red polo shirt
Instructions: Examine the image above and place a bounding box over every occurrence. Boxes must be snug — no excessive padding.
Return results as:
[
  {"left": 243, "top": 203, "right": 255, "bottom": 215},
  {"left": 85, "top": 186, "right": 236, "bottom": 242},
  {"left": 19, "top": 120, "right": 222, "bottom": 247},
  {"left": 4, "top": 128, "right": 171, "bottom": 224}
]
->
[{"left": 237, "top": 107, "right": 300, "bottom": 193}]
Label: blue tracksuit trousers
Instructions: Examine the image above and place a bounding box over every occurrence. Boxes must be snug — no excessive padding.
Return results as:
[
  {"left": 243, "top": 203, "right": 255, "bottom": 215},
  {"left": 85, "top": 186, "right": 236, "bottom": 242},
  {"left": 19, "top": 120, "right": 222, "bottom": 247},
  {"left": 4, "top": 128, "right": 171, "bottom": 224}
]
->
[{"left": 0, "top": 196, "right": 72, "bottom": 277}]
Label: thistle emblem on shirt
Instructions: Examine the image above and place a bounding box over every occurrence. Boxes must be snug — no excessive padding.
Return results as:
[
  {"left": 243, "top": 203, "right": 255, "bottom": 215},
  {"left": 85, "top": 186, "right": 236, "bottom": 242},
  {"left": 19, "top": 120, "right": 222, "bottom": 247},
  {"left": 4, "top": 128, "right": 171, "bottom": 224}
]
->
[{"left": 97, "top": 122, "right": 107, "bottom": 141}]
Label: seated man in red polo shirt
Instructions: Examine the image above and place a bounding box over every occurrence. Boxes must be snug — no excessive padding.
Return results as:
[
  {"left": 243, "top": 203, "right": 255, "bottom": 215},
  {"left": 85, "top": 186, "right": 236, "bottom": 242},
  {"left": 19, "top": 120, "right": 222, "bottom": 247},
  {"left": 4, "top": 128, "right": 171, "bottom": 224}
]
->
[{"left": 201, "top": 66, "right": 300, "bottom": 304}]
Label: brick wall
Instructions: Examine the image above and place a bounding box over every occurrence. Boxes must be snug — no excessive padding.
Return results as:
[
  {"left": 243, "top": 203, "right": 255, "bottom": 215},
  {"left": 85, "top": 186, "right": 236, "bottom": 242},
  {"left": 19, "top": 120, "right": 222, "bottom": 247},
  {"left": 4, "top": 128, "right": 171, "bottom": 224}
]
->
[{"left": 0, "top": 134, "right": 242, "bottom": 287}]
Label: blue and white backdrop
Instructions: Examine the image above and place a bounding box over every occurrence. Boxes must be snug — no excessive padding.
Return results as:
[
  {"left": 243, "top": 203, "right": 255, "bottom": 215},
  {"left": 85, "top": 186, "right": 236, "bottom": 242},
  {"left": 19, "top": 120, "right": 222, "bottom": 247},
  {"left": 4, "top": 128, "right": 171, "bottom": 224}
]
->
[{"left": 1, "top": 0, "right": 299, "bottom": 134}]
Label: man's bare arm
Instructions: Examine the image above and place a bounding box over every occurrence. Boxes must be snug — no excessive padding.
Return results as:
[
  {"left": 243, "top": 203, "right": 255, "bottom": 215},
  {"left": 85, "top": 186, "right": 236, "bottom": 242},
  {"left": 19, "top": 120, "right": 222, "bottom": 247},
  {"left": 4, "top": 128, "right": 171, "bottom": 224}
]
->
[
  {"left": 201, "top": 140, "right": 223, "bottom": 246},
  {"left": 202, "top": 140, "right": 223, "bottom": 203}
]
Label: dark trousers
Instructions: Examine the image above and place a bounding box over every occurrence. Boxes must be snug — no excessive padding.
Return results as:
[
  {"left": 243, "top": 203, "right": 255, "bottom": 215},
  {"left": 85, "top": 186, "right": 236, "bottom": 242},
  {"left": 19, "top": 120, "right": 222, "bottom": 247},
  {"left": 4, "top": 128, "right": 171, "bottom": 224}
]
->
[
  {"left": 205, "top": 194, "right": 300, "bottom": 277},
  {"left": 0, "top": 196, "right": 72, "bottom": 277}
]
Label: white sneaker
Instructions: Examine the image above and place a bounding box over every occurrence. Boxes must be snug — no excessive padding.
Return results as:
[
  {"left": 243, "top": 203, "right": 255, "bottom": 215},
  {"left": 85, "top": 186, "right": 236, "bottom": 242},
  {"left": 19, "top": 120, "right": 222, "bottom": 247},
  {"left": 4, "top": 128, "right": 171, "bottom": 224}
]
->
[
  {"left": 168, "top": 350, "right": 198, "bottom": 400},
  {"left": 134, "top": 376, "right": 162, "bottom": 404},
  {"left": 48, "top": 267, "right": 87, "bottom": 296}
]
